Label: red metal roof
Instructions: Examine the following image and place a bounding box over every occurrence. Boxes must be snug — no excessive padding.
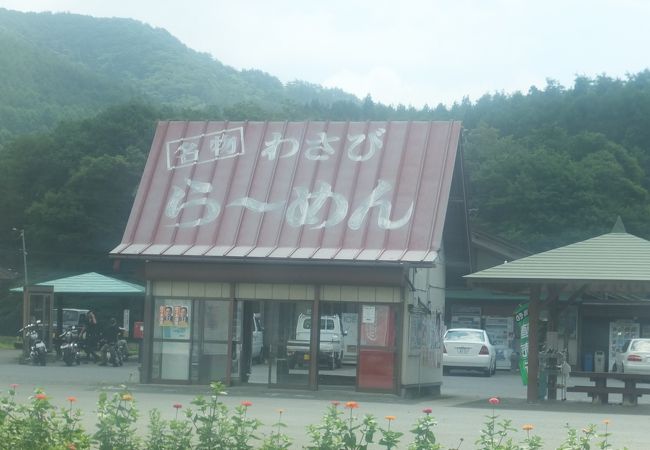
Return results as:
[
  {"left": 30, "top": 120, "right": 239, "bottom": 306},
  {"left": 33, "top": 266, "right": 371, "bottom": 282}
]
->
[{"left": 111, "top": 121, "right": 461, "bottom": 264}]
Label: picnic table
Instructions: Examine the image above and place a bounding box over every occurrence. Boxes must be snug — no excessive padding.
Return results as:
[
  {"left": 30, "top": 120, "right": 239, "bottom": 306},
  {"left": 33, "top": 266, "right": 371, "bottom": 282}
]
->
[{"left": 568, "top": 371, "right": 650, "bottom": 405}]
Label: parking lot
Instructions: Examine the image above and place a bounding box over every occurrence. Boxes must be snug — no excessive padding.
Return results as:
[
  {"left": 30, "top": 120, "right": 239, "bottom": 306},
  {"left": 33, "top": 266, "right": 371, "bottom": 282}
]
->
[{"left": 2, "top": 349, "right": 650, "bottom": 448}]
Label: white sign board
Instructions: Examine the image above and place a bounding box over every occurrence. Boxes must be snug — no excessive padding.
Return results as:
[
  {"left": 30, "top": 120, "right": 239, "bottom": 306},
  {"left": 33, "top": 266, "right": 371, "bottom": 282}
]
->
[{"left": 362, "top": 306, "right": 376, "bottom": 324}]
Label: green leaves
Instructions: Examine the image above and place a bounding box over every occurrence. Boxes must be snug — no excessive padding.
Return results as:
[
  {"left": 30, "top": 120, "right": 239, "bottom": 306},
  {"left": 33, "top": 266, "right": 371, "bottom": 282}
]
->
[
  {"left": 94, "top": 387, "right": 140, "bottom": 450},
  {"left": 465, "top": 125, "right": 650, "bottom": 251}
]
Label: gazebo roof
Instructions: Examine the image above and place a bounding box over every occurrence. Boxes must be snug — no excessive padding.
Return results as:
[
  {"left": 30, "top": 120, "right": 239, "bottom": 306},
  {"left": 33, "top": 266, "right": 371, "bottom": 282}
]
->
[
  {"left": 11, "top": 272, "right": 144, "bottom": 294},
  {"left": 465, "top": 224, "right": 650, "bottom": 288}
]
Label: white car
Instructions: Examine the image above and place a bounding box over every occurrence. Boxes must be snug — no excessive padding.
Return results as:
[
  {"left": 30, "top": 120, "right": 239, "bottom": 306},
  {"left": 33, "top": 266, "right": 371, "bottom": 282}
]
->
[
  {"left": 443, "top": 328, "right": 496, "bottom": 376},
  {"left": 613, "top": 338, "right": 650, "bottom": 374}
]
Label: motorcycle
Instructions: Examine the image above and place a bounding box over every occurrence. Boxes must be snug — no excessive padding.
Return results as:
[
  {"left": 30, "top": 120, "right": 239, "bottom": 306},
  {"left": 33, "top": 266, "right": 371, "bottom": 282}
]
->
[
  {"left": 60, "top": 326, "right": 82, "bottom": 366},
  {"left": 21, "top": 321, "right": 47, "bottom": 366},
  {"left": 99, "top": 339, "right": 123, "bottom": 367},
  {"left": 117, "top": 327, "right": 129, "bottom": 362}
]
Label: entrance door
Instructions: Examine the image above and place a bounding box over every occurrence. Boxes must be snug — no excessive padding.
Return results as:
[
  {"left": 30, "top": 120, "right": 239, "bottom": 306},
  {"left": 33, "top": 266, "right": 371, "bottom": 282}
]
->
[
  {"left": 197, "top": 300, "right": 231, "bottom": 384},
  {"left": 318, "top": 302, "right": 358, "bottom": 387},
  {"left": 265, "top": 301, "right": 312, "bottom": 387},
  {"left": 357, "top": 304, "right": 398, "bottom": 392}
]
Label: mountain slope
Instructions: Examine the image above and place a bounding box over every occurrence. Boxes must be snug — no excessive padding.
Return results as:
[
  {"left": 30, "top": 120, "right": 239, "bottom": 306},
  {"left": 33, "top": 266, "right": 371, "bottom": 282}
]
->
[{"left": 0, "top": 8, "right": 358, "bottom": 140}]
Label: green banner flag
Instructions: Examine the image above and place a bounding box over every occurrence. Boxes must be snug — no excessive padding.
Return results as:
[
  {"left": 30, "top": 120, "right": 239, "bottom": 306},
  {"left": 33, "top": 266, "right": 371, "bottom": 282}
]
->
[{"left": 514, "top": 303, "right": 529, "bottom": 385}]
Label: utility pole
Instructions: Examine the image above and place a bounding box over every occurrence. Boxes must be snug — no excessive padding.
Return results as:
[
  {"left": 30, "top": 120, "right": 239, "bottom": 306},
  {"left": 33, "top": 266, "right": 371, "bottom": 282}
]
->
[
  {"left": 13, "top": 228, "right": 29, "bottom": 358},
  {"left": 13, "top": 228, "right": 28, "bottom": 287}
]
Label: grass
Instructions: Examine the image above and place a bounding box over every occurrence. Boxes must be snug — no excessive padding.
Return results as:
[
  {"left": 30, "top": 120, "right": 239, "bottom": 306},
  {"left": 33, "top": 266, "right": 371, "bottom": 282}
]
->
[{"left": 0, "top": 335, "right": 19, "bottom": 350}]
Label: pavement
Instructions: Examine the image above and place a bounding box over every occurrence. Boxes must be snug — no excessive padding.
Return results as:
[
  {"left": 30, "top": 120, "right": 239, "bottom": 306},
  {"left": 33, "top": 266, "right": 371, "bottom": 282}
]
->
[{"left": 1, "top": 349, "right": 648, "bottom": 449}]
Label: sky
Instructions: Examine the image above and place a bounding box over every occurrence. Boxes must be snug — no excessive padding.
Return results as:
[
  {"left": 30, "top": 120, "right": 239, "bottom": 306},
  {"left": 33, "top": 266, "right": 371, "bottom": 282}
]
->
[{"left": 1, "top": 0, "right": 650, "bottom": 107}]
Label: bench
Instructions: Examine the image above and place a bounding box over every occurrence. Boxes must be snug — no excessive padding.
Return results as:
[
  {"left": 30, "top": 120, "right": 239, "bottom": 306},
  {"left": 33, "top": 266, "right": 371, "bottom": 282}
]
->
[{"left": 568, "top": 371, "right": 650, "bottom": 405}]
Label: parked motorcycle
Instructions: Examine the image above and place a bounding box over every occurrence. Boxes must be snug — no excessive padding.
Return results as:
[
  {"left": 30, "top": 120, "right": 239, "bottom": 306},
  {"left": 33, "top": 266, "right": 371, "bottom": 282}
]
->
[
  {"left": 60, "top": 326, "right": 82, "bottom": 366},
  {"left": 21, "top": 321, "right": 47, "bottom": 366},
  {"left": 117, "top": 327, "right": 129, "bottom": 362},
  {"left": 99, "top": 339, "right": 123, "bottom": 367}
]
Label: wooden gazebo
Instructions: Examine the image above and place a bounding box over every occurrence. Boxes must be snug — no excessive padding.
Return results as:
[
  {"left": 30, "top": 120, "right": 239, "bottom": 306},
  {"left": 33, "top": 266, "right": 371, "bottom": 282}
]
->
[{"left": 465, "top": 219, "right": 650, "bottom": 402}]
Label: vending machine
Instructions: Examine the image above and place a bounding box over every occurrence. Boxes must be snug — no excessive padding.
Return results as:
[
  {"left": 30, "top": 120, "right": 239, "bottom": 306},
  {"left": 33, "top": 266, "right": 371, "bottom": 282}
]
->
[
  {"left": 608, "top": 320, "right": 640, "bottom": 371},
  {"left": 450, "top": 305, "right": 481, "bottom": 329},
  {"left": 484, "top": 316, "right": 514, "bottom": 370}
]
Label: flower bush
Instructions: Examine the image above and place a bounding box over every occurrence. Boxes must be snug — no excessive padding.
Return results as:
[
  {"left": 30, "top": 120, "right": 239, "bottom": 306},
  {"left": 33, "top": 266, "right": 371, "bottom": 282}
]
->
[
  {"left": 0, "top": 385, "right": 89, "bottom": 449},
  {"left": 0, "top": 384, "right": 628, "bottom": 449}
]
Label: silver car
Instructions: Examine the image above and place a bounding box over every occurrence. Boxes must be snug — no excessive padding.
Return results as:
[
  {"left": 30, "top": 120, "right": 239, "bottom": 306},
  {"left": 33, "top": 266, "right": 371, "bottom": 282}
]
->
[
  {"left": 613, "top": 339, "right": 650, "bottom": 374},
  {"left": 443, "top": 328, "right": 496, "bottom": 376}
]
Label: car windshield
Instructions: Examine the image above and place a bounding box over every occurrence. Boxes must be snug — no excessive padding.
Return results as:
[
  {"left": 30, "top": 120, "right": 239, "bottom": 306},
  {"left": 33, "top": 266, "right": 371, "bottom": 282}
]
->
[
  {"left": 630, "top": 340, "right": 650, "bottom": 352},
  {"left": 303, "top": 318, "right": 335, "bottom": 330},
  {"left": 445, "top": 330, "right": 484, "bottom": 342}
]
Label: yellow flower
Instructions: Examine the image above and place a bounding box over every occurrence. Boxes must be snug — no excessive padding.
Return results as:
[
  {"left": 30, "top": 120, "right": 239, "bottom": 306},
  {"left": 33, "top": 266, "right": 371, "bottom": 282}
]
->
[
  {"left": 385, "top": 415, "right": 396, "bottom": 421},
  {"left": 603, "top": 419, "right": 611, "bottom": 425},
  {"left": 121, "top": 394, "right": 133, "bottom": 401},
  {"left": 522, "top": 424, "right": 534, "bottom": 431}
]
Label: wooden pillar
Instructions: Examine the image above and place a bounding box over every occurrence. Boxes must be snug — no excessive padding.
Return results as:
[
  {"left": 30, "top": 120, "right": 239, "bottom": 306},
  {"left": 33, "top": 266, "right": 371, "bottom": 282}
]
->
[
  {"left": 309, "top": 286, "right": 320, "bottom": 389},
  {"left": 527, "top": 284, "right": 541, "bottom": 402},
  {"left": 141, "top": 280, "right": 153, "bottom": 383}
]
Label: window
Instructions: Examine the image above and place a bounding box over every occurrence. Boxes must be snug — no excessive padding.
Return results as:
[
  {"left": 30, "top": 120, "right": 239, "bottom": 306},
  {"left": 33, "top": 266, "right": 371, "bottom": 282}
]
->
[{"left": 445, "top": 330, "right": 485, "bottom": 342}]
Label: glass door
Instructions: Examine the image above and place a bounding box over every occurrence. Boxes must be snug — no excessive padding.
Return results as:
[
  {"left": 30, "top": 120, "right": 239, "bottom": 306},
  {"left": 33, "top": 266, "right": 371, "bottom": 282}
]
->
[
  {"left": 265, "top": 301, "right": 312, "bottom": 388},
  {"left": 198, "top": 300, "right": 231, "bottom": 384}
]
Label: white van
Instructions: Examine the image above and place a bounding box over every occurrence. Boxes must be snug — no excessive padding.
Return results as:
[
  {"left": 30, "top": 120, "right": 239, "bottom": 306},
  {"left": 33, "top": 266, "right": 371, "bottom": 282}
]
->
[{"left": 53, "top": 308, "right": 89, "bottom": 330}]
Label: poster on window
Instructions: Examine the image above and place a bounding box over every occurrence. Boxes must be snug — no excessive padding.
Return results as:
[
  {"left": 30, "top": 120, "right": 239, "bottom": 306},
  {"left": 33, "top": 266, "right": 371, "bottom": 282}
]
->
[
  {"left": 360, "top": 305, "right": 392, "bottom": 347},
  {"left": 158, "top": 302, "right": 191, "bottom": 339}
]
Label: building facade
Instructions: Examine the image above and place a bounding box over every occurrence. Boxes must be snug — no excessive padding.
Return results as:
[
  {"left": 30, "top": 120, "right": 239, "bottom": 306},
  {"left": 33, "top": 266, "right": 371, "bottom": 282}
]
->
[{"left": 112, "top": 121, "right": 470, "bottom": 395}]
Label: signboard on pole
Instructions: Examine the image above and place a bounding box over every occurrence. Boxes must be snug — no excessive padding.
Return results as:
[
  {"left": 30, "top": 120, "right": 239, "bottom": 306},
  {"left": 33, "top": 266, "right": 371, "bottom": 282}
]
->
[{"left": 514, "top": 303, "right": 529, "bottom": 385}]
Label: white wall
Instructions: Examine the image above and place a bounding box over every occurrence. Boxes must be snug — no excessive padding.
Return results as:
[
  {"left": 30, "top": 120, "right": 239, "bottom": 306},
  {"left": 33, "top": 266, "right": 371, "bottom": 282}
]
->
[{"left": 400, "top": 256, "right": 445, "bottom": 388}]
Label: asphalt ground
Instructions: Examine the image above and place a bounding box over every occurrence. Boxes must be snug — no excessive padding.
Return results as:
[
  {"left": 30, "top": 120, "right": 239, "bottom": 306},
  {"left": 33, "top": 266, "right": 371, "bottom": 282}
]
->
[{"left": 1, "top": 349, "right": 648, "bottom": 449}]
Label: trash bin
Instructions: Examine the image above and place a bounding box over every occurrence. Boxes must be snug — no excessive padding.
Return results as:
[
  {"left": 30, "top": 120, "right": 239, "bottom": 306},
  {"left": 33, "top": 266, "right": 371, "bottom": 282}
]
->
[
  {"left": 594, "top": 351, "right": 606, "bottom": 372},
  {"left": 583, "top": 352, "right": 594, "bottom": 372}
]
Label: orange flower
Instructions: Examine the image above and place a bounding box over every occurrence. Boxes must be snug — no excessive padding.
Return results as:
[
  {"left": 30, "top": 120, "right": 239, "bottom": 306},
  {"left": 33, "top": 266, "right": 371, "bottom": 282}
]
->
[
  {"left": 35, "top": 393, "right": 47, "bottom": 400},
  {"left": 385, "top": 415, "right": 396, "bottom": 421},
  {"left": 121, "top": 394, "right": 133, "bottom": 401},
  {"left": 488, "top": 397, "right": 500, "bottom": 405},
  {"left": 603, "top": 419, "right": 611, "bottom": 425},
  {"left": 67, "top": 444, "right": 76, "bottom": 450},
  {"left": 67, "top": 396, "right": 77, "bottom": 403},
  {"left": 522, "top": 424, "right": 534, "bottom": 431},
  {"left": 345, "top": 401, "right": 359, "bottom": 409},
  {"left": 241, "top": 400, "right": 253, "bottom": 407}
]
